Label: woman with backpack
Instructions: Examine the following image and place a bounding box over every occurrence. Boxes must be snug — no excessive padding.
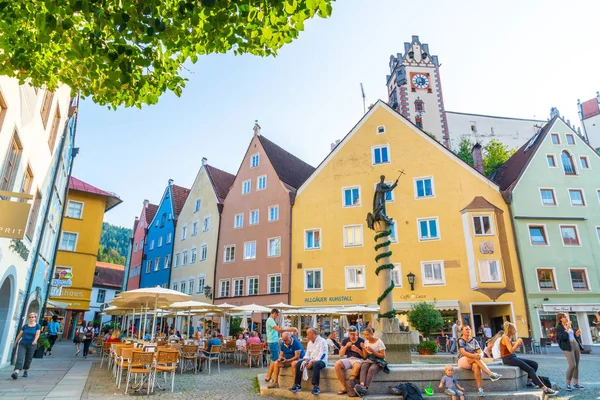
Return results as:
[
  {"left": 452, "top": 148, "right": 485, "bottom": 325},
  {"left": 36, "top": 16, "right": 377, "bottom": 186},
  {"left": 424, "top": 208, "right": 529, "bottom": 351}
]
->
[
  {"left": 74, "top": 320, "right": 85, "bottom": 356},
  {"left": 555, "top": 312, "right": 584, "bottom": 391},
  {"left": 500, "top": 323, "right": 556, "bottom": 396},
  {"left": 82, "top": 321, "right": 95, "bottom": 359}
]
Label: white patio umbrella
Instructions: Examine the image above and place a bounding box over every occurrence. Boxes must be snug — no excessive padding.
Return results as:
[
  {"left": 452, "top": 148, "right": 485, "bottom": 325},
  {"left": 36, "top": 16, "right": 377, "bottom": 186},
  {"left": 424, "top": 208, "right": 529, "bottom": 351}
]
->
[
  {"left": 266, "top": 302, "right": 299, "bottom": 310},
  {"left": 233, "top": 304, "right": 272, "bottom": 313},
  {"left": 339, "top": 305, "right": 380, "bottom": 313},
  {"left": 240, "top": 313, "right": 249, "bottom": 330},
  {"left": 340, "top": 315, "right": 349, "bottom": 329},
  {"left": 310, "top": 314, "right": 318, "bottom": 329},
  {"left": 170, "top": 301, "right": 216, "bottom": 338}
]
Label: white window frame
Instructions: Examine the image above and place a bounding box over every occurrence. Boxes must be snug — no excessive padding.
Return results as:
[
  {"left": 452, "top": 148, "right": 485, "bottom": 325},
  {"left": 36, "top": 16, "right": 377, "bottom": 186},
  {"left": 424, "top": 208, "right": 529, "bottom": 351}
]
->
[
  {"left": 219, "top": 279, "right": 230, "bottom": 298},
  {"left": 200, "top": 244, "right": 208, "bottom": 261},
  {"left": 247, "top": 276, "right": 259, "bottom": 296},
  {"left": 249, "top": 209, "right": 259, "bottom": 225},
  {"left": 149, "top": 239, "right": 155, "bottom": 250},
  {"left": 66, "top": 200, "right": 84, "bottom": 219},
  {"left": 242, "top": 179, "right": 251, "bottom": 195},
  {"left": 191, "top": 221, "right": 198, "bottom": 236},
  {"left": 250, "top": 153, "right": 260, "bottom": 168},
  {"left": 181, "top": 225, "right": 187, "bottom": 240},
  {"left": 59, "top": 231, "right": 78, "bottom": 252},
  {"left": 568, "top": 188, "right": 586, "bottom": 207},
  {"left": 569, "top": 268, "right": 591, "bottom": 292},
  {"left": 268, "top": 273, "right": 282, "bottom": 294},
  {"left": 167, "top": 232, "right": 172, "bottom": 244},
  {"left": 146, "top": 260, "right": 152, "bottom": 273},
  {"left": 182, "top": 250, "right": 188, "bottom": 266},
  {"left": 203, "top": 215, "right": 210, "bottom": 232},
  {"left": 545, "top": 154, "right": 558, "bottom": 168},
  {"left": 472, "top": 214, "right": 494, "bottom": 236},
  {"left": 268, "top": 205, "right": 279, "bottom": 222},
  {"left": 376, "top": 125, "right": 386, "bottom": 134},
  {"left": 528, "top": 224, "right": 550, "bottom": 246},
  {"left": 180, "top": 281, "right": 186, "bottom": 294},
  {"left": 244, "top": 241, "right": 256, "bottom": 260},
  {"left": 414, "top": 176, "right": 435, "bottom": 199},
  {"left": 579, "top": 156, "right": 591, "bottom": 169},
  {"left": 154, "top": 257, "right": 160, "bottom": 271},
  {"left": 389, "top": 220, "right": 398, "bottom": 244},
  {"left": 191, "top": 247, "right": 197, "bottom": 263},
  {"left": 257, "top": 174, "right": 267, "bottom": 191},
  {"left": 345, "top": 265, "right": 366, "bottom": 290},
  {"left": 134, "top": 242, "right": 138, "bottom": 252},
  {"left": 421, "top": 261, "right": 446, "bottom": 286},
  {"left": 374, "top": 181, "right": 395, "bottom": 203},
  {"left": 234, "top": 213, "right": 244, "bottom": 229},
  {"left": 343, "top": 224, "right": 363, "bottom": 247},
  {"left": 392, "top": 263, "right": 402, "bottom": 287},
  {"left": 174, "top": 253, "right": 181, "bottom": 268},
  {"left": 304, "top": 268, "right": 323, "bottom": 292},
  {"left": 371, "top": 144, "right": 391, "bottom": 165},
  {"left": 164, "top": 254, "right": 171, "bottom": 269},
  {"left": 158, "top": 236, "right": 163, "bottom": 247},
  {"left": 233, "top": 277, "right": 244, "bottom": 297},
  {"left": 535, "top": 267, "right": 558, "bottom": 292},
  {"left": 478, "top": 259, "right": 502, "bottom": 283},
  {"left": 196, "top": 274, "right": 206, "bottom": 293},
  {"left": 194, "top": 198, "right": 202, "bottom": 213},
  {"left": 188, "top": 279, "right": 194, "bottom": 295},
  {"left": 224, "top": 245, "right": 235, "bottom": 263},
  {"left": 539, "top": 188, "right": 558, "bottom": 206},
  {"left": 417, "top": 217, "right": 441, "bottom": 241},
  {"left": 267, "top": 236, "right": 281, "bottom": 257},
  {"left": 304, "top": 228, "right": 322, "bottom": 250},
  {"left": 342, "top": 185, "right": 362, "bottom": 208},
  {"left": 172, "top": 282, "right": 178, "bottom": 292},
  {"left": 559, "top": 224, "right": 581, "bottom": 247}
]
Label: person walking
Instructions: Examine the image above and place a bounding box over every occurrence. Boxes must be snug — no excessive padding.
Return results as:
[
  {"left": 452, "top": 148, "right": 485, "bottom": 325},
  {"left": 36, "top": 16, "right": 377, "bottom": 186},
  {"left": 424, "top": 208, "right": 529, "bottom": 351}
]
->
[
  {"left": 12, "top": 313, "right": 41, "bottom": 379},
  {"left": 457, "top": 325, "right": 502, "bottom": 397},
  {"left": 500, "top": 323, "right": 556, "bottom": 396},
  {"left": 46, "top": 315, "right": 60, "bottom": 356},
  {"left": 265, "top": 309, "right": 293, "bottom": 384},
  {"left": 450, "top": 319, "right": 461, "bottom": 354},
  {"left": 74, "top": 320, "right": 85, "bottom": 356},
  {"left": 555, "top": 312, "right": 584, "bottom": 391},
  {"left": 82, "top": 321, "right": 95, "bottom": 359}
]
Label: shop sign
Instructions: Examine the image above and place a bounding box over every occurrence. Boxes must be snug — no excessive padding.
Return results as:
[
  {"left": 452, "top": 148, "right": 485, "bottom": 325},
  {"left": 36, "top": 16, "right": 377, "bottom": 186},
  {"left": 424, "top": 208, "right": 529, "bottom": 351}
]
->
[
  {"left": 51, "top": 279, "right": 72, "bottom": 287},
  {"left": 0, "top": 192, "right": 33, "bottom": 239},
  {"left": 543, "top": 304, "right": 600, "bottom": 313},
  {"left": 52, "top": 266, "right": 73, "bottom": 288},
  {"left": 305, "top": 296, "right": 353, "bottom": 303},
  {"left": 398, "top": 293, "right": 426, "bottom": 300}
]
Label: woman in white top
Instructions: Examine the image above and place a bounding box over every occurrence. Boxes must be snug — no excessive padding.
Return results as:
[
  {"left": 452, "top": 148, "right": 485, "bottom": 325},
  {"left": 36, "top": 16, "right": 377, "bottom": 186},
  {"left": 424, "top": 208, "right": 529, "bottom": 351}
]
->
[
  {"left": 354, "top": 328, "right": 386, "bottom": 396},
  {"left": 236, "top": 332, "right": 247, "bottom": 351},
  {"left": 484, "top": 330, "right": 504, "bottom": 359}
]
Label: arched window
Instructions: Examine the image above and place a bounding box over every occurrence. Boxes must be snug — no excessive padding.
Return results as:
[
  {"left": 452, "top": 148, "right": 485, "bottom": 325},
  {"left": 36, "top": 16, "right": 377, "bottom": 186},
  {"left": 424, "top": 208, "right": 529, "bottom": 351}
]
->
[{"left": 561, "top": 151, "right": 576, "bottom": 175}]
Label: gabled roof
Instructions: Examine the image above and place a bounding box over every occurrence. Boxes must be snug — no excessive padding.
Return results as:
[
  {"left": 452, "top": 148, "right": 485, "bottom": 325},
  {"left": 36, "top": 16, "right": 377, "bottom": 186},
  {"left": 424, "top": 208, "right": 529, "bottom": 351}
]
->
[
  {"left": 69, "top": 177, "right": 122, "bottom": 212},
  {"left": 205, "top": 164, "right": 235, "bottom": 203},
  {"left": 94, "top": 262, "right": 125, "bottom": 289},
  {"left": 258, "top": 135, "right": 315, "bottom": 190},
  {"left": 132, "top": 219, "right": 139, "bottom": 233},
  {"left": 461, "top": 196, "right": 502, "bottom": 213},
  {"left": 491, "top": 116, "right": 558, "bottom": 192},
  {"left": 171, "top": 184, "right": 191, "bottom": 219},
  {"left": 145, "top": 203, "right": 159, "bottom": 225}
]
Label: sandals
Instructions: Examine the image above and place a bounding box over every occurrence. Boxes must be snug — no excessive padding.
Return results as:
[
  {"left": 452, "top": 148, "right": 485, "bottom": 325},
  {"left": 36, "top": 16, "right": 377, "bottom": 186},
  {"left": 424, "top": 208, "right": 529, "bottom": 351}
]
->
[{"left": 338, "top": 390, "right": 347, "bottom": 395}]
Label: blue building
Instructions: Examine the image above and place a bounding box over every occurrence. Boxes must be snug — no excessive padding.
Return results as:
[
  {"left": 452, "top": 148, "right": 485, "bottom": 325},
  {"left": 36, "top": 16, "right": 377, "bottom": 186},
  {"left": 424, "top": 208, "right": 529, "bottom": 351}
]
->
[{"left": 139, "top": 180, "right": 190, "bottom": 288}]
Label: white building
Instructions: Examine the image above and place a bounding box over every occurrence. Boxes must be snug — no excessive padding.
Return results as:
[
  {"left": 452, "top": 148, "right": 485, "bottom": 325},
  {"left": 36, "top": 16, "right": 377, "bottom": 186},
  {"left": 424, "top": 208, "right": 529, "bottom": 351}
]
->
[
  {"left": 84, "top": 262, "right": 124, "bottom": 326},
  {"left": 0, "top": 77, "right": 74, "bottom": 365},
  {"left": 579, "top": 92, "right": 600, "bottom": 152}
]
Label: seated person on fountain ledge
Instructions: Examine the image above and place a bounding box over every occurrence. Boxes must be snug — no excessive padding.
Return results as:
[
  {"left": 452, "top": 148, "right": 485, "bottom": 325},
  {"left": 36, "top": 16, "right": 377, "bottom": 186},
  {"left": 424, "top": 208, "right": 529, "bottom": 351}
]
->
[
  {"left": 334, "top": 325, "right": 365, "bottom": 395},
  {"left": 457, "top": 325, "right": 502, "bottom": 398}
]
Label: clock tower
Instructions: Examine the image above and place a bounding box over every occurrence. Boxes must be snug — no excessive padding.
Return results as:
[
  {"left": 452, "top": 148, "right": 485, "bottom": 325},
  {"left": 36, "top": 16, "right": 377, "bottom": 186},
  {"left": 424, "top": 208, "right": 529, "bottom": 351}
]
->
[{"left": 386, "top": 35, "right": 449, "bottom": 146}]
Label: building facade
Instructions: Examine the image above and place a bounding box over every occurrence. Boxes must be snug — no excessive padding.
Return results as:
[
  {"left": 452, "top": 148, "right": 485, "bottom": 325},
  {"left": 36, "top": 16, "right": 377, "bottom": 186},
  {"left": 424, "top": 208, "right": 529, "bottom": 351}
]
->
[
  {"left": 171, "top": 159, "right": 234, "bottom": 302},
  {"left": 493, "top": 116, "right": 600, "bottom": 350},
  {"left": 126, "top": 200, "right": 157, "bottom": 290},
  {"left": 578, "top": 92, "right": 600, "bottom": 152},
  {"left": 0, "top": 78, "right": 74, "bottom": 365},
  {"left": 49, "top": 177, "right": 121, "bottom": 338},
  {"left": 291, "top": 101, "right": 530, "bottom": 336},
  {"left": 214, "top": 124, "right": 314, "bottom": 308},
  {"left": 84, "top": 262, "right": 124, "bottom": 325},
  {"left": 139, "top": 180, "right": 189, "bottom": 289}
]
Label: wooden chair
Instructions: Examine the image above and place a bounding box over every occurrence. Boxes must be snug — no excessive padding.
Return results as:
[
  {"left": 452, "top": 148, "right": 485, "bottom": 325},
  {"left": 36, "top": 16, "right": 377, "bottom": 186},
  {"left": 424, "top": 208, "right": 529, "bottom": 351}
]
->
[
  {"left": 152, "top": 349, "right": 179, "bottom": 392},
  {"left": 248, "top": 343, "right": 264, "bottom": 369},
  {"left": 100, "top": 342, "right": 112, "bottom": 368},
  {"left": 156, "top": 338, "right": 167, "bottom": 347},
  {"left": 125, "top": 351, "right": 155, "bottom": 394},
  {"left": 180, "top": 345, "right": 199, "bottom": 374},
  {"left": 222, "top": 341, "right": 236, "bottom": 363},
  {"left": 168, "top": 343, "right": 182, "bottom": 352},
  {"left": 199, "top": 345, "right": 222, "bottom": 374}
]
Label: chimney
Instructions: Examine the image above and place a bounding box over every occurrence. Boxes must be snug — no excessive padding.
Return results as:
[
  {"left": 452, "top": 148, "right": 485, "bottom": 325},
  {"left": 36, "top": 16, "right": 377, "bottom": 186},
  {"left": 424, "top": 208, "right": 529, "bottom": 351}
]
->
[
  {"left": 168, "top": 179, "right": 174, "bottom": 186},
  {"left": 471, "top": 143, "right": 485, "bottom": 175},
  {"left": 201, "top": 157, "right": 207, "bottom": 166},
  {"left": 143, "top": 199, "right": 149, "bottom": 207},
  {"left": 253, "top": 120, "right": 261, "bottom": 136}
]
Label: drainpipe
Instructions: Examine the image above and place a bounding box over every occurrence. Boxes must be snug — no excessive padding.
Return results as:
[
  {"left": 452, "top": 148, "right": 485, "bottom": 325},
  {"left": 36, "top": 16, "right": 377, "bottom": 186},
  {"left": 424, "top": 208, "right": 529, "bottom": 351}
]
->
[
  {"left": 287, "top": 194, "right": 294, "bottom": 305},
  {"left": 212, "top": 196, "right": 222, "bottom": 304}
]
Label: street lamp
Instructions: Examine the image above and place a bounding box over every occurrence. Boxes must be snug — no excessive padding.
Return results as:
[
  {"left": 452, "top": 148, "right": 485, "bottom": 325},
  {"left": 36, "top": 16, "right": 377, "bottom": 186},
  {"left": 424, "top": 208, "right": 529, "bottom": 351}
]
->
[
  {"left": 406, "top": 272, "right": 415, "bottom": 291},
  {"left": 203, "top": 285, "right": 213, "bottom": 300}
]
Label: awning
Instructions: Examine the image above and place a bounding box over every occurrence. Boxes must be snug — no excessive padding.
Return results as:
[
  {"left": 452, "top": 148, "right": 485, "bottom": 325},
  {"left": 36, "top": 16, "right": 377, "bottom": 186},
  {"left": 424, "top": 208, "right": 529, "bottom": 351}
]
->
[
  {"left": 46, "top": 300, "right": 71, "bottom": 309},
  {"left": 391, "top": 300, "right": 460, "bottom": 311},
  {"left": 542, "top": 304, "right": 600, "bottom": 313}
]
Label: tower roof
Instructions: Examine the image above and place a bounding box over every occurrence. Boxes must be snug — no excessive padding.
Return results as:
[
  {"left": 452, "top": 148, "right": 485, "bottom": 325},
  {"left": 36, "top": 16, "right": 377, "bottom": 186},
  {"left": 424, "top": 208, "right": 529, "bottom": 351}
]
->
[{"left": 69, "top": 177, "right": 122, "bottom": 212}]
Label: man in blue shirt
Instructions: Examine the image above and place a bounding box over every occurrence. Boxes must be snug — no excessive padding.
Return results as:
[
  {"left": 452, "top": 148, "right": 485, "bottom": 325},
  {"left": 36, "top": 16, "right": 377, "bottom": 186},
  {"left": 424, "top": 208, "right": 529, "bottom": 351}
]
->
[
  {"left": 46, "top": 315, "right": 60, "bottom": 356},
  {"left": 199, "top": 332, "right": 221, "bottom": 372},
  {"left": 268, "top": 332, "right": 305, "bottom": 389}
]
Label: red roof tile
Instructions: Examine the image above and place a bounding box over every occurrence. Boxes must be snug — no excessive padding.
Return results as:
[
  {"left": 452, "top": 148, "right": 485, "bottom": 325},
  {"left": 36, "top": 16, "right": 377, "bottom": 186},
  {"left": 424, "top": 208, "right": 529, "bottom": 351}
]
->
[
  {"left": 69, "top": 177, "right": 122, "bottom": 211},
  {"left": 145, "top": 203, "right": 159, "bottom": 225},
  {"left": 94, "top": 262, "right": 125, "bottom": 289},
  {"left": 171, "top": 184, "right": 190, "bottom": 218},
  {"left": 205, "top": 165, "right": 235, "bottom": 203},
  {"left": 581, "top": 99, "right": 600, "bottom": 119},
  {"left": 461, "top": 196, "right": 502, "bottom": 213},
  {"left": 258, "top": 135, "right": 315, "bottom": 189}
]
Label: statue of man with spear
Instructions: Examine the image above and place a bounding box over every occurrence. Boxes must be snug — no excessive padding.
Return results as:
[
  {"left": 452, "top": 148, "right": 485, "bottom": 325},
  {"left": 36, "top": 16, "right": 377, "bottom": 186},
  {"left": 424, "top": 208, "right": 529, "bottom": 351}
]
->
[{"left": 367, "top": 170, "right": 405, "bottom": 230}]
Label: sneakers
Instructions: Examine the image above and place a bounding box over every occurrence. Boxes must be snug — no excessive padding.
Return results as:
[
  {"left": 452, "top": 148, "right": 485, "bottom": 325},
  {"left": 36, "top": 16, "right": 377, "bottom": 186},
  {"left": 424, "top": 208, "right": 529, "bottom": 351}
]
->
[
  {"left": 489, "top": 372, "right": 502, "bottom": 382},
  {"left": 23, "top": 371, "right": 28, "bottom": 378},
  {"left": 11, "top": 372, "right": 18, "bottom": 380},
  {"left": 264, "top": 377, "right": 272, "bottom": 383},
  {"left": 75, "top": 349, "right": 80, "bottom": 356},
  {"left": 478, "top": 388, "right": 486, "bottom": 397},
  {"left": 526, "top": 381, "right": 537, "bottom": 388},
  {"left": 354, "top": 384, "right": 368, "bottom": 397},
  {"left": 289, "top": 384, "right": 302, "bottom": 393},
  {"left": 267, "top": 382, "right": 279, "bottom": 389},
  {"left": 311, "top": 386, "right": 320, "bottom": 395},
  {"left": 565, "top": 384, "right": 572, "bottom": 391},
  {"left": 543, "top": 388, "right": 557, "bottom": 396},
  {"left": 574, "top": 384, "right": 585, "bottom": 389}
]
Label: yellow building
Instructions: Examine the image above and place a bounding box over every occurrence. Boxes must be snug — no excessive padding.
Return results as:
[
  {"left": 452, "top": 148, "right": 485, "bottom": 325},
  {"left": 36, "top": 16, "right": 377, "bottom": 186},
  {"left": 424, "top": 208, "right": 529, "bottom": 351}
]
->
[
  {"left": 291, "top": 101, "right": 529, "bottom": 336},
  {"left": 49, "top": 177, "right": 121, "bottom": 338}
]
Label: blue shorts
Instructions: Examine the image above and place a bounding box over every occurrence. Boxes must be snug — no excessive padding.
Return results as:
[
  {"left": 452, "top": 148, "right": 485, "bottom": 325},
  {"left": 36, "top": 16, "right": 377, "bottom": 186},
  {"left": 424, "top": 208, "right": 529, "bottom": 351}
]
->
[{"left": 268, "top": 342, "right": 279, "bottom": 362}]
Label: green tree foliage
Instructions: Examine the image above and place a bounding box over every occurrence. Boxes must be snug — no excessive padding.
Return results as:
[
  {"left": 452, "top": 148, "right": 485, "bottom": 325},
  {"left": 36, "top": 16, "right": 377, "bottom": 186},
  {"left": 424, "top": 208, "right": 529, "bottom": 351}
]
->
[
  {"left": 0, "top": 0, "right": 334, "bottom": 109},
  {"left": 407, "top": 301, "right": 444, "bottom": 340},
  {"left": 97, "top": 222, "right": 131, "bottom": 265},
  {"left": 456, "top": 137, "right": 474, "bottom": 167},
  {"left": 454, "top": 138, "right": 516, "bottom": 176}
]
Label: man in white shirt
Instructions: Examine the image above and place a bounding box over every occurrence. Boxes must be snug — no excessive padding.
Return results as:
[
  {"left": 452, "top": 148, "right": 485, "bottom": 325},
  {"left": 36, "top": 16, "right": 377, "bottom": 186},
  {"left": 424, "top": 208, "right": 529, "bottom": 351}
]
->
[
  {"left": 450, "top": 319, "right": 461, "bottom": 354},
  {"left": 484, "top": 324, "right": 492, "bottom": 340},
  {"left": 290, "top": 328, "right": 328, "bottom": 395}
]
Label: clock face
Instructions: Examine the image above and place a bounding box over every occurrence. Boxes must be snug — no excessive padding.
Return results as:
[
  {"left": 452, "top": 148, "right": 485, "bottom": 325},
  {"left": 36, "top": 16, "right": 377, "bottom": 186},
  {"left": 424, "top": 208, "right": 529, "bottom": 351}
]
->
[{"left": 412, "top": 74, "right": 429, "bottom": 89}]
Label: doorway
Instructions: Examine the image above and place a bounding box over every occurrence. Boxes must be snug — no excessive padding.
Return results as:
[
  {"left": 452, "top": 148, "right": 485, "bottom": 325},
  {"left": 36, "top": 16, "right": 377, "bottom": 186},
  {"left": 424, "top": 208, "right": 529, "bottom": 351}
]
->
[{"left": 0, "top": 277, "right": 13, "bottom": 346}]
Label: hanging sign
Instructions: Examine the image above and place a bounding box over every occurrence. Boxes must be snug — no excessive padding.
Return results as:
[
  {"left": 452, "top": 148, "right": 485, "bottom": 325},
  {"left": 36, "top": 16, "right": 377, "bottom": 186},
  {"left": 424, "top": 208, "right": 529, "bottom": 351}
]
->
[{"left": 0, "top": 191, "right": 33, "bottom": 239}]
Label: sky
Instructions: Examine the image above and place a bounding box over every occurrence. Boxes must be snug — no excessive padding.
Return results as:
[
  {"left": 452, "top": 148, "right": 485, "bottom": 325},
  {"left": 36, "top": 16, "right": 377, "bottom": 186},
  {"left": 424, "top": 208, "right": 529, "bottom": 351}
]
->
[{"left": 75, "top": 0, "right": 600, "bottom": 228}]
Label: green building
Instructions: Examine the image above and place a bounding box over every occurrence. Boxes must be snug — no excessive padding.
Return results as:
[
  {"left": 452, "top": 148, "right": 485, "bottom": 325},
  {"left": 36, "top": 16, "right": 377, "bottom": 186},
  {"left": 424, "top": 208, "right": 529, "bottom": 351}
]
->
[{"left": 493, "top": 116, "right": 600, "bottom": 351}]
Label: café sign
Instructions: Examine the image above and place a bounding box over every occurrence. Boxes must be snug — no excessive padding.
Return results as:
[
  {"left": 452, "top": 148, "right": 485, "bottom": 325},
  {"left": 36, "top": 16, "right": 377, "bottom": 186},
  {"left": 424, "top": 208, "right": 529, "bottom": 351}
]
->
[{"left": 0, "top": 191, "right": 33, "bottom": 239}]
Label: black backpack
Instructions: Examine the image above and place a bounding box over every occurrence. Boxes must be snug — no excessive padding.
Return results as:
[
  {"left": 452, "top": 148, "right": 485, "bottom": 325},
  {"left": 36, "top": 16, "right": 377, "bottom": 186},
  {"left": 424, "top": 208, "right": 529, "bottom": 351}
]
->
[{"left": 389, "top": 383, "right": 424, "bottom": 400}]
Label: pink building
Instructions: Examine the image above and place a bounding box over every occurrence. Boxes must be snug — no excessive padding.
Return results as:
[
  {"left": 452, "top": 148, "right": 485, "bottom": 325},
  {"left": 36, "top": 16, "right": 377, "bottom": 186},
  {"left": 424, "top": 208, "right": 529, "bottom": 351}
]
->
[{"left": 126, "top": 200, "right": 158, "bottom": 290}]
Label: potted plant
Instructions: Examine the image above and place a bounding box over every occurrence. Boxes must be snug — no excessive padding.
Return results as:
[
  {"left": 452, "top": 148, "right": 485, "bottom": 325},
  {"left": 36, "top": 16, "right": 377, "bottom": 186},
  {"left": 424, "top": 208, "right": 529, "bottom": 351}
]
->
[
  {"left": 33, "top": 334, "right": 51, "bottom": 359},
  {"left": 407, "top": 302, "right": 444, "bottom": 355}
]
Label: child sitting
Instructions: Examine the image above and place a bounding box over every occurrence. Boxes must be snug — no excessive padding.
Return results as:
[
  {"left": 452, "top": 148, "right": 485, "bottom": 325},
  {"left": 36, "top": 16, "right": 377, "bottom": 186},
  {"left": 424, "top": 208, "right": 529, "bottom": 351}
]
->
[{"left": 440, "top": 365, "right": 465, "bottom": 400}]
